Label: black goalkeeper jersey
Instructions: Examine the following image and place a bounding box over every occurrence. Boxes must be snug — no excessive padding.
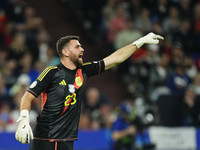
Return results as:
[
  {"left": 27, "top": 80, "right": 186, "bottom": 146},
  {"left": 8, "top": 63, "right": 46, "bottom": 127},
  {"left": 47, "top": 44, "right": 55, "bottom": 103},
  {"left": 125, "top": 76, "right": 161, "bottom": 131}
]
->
[{"left": 27, "top": 60, "right": 105, "bottom": 141}]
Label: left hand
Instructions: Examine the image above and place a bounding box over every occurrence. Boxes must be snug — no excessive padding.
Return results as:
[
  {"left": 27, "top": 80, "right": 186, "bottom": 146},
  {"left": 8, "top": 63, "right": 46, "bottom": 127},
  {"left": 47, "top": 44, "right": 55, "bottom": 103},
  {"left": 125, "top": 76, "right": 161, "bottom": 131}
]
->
[{"left": 133, "top": 32, "right": 164, "bottom": 49}]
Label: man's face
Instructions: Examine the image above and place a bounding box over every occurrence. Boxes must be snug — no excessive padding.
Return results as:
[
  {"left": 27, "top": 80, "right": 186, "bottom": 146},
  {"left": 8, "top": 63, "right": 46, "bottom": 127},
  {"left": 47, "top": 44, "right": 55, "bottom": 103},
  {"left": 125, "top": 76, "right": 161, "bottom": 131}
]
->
[{"left": 67, "top": 40, "right": 84, "bottom": 66}]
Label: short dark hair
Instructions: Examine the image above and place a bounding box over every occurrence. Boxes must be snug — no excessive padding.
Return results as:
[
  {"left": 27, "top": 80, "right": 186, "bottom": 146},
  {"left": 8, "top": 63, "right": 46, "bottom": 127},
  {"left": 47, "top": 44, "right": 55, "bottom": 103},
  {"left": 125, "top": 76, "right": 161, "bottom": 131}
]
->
[{"left": 56, "top": 35, "right": 79, "bottom": 57}]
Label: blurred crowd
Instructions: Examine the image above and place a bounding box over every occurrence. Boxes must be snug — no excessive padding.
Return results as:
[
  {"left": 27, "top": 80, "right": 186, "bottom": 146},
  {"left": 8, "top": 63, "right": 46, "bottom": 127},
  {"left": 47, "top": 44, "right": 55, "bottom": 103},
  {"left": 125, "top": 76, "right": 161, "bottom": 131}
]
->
[{"left": 0, "top": 0, "right": 200, "bottom": 149}]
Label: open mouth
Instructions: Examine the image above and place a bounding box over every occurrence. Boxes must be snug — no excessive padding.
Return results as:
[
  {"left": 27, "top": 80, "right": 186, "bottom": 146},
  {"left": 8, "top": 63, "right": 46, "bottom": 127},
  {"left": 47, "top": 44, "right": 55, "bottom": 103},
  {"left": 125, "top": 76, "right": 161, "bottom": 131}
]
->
[{"left": 79, "top": 54, "right": 83, "bottom": 59}]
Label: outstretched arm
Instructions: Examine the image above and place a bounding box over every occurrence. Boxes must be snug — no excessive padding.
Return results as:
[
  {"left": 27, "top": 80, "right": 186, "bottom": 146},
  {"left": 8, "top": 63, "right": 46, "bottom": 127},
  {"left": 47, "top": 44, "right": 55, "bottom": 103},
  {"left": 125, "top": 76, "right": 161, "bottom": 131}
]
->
[{"left": 103, "top": 32, "right": 164, "bottom": 70}]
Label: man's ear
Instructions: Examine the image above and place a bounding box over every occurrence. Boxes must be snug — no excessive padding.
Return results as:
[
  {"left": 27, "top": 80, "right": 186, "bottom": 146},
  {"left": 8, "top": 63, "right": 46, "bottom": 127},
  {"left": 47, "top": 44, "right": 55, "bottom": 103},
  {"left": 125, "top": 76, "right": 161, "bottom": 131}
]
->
[{"left": 62, "top": 48, "right": 70, "bottom": 57}]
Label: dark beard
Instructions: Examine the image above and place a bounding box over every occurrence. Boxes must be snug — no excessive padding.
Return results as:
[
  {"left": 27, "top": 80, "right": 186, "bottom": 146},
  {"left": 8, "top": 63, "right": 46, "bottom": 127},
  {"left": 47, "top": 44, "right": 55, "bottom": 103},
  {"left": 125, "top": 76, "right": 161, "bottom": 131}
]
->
[{"left": 70, "top": 56, "right": 83, "bottom": 67}]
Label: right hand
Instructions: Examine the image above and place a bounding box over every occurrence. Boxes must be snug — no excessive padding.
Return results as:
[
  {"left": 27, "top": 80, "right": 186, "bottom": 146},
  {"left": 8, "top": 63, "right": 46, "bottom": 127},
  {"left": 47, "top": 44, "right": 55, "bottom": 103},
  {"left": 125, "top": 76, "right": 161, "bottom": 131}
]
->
[{"left": 15, "top": 110, "right": 33, "bottom": 144}]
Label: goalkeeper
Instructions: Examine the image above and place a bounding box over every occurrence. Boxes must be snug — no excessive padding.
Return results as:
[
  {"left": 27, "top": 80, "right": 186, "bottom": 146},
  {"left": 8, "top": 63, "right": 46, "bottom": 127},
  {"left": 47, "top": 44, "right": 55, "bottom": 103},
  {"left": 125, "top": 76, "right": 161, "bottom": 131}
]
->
[{"left": 15, "top": 32, "right": 163, "bottom": 150}]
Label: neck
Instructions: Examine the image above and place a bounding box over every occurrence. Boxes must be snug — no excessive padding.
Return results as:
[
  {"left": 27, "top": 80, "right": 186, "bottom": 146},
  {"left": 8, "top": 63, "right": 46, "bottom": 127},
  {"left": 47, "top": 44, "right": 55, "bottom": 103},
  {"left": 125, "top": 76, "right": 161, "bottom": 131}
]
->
[{"left": 60, "top": 58, "right": 77, "bottom": 70}]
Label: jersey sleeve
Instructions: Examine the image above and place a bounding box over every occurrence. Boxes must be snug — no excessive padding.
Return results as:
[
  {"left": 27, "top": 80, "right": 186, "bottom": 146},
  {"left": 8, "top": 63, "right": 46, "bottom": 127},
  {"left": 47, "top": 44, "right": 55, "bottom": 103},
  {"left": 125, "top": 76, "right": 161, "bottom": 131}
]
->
[
  {"left": 81, "top": 60, "right": 105, "bottom": 78},
  {"left": 27, "top": 66, "right": 58, "bottom": 97}
]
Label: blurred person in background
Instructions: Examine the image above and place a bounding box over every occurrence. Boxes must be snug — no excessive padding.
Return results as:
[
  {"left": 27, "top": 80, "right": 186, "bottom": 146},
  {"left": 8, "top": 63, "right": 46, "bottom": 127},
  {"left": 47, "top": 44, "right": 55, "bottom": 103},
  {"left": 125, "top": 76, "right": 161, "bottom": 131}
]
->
[
  {"left": 167, "top": 64, "right": 191, "bottom": 95},
  {"left": 91, "top": 101, "right": 114, "bottom": 129},
  {"left": 111, "top": 100, "right": 137, "bottom": 150},
  {"left": 0, "top": 21, "right": 14, "bottom": 47},
  {"left": 169, "top": 42, "right": 184, "bottom": 69},
  {"left": 45, "top": 47, "right": 60, "bottom": 67},
  {"left": 128, "top": 0, "right": 142, "bottom": 19},
  {"left": 15, "top": 32, "right": 163, "bottom": 150},
  {"left": 135, "top": 8, "right": 152, "bottom": 34},
  {"left": 174, "top": 18, "right": 194, "bottom": 54},
  {"left": 148, "top": 52, "right": 172, "bottom": 103},
  {"left": 150, "top": 0, "right": 169, "bottom": 24},
  {"left": 183, "top": 54, "right": 198, "bottom": 80},
  {"left": 0, "top": 75, "right": 13, "bottom": 107},
  {"left": 180, "top": 85, "right": 197, "bottom": 126},
  {"left": 1, "top": 59, "right": 18, "bottom": 89},
  {"left": 21, "top": 6, "right": 45, "bottom": 60},
  {"left": 83, "top": 87, "right": 110, "bottom": 112},
  {"left": 179, "top": 0, "right": 193, "bottom": 20},
  {"left": 79, "top": 109, "right": 93, "bottom": 130},
  {"left": 36, "top": 29, "right": 51, "bottom": 65},
  {"left": 0, "top": 102, "right": 12, "bottom": 132},
  {"left": 16, "top": 52, "right": 41, "bottom": 83},
  {"left": 193, "top": 3, "right": 200, "bottom": 50},
  {"left": 9, "top": 73, "right": 31, "bottom": 97},
  {"left": 114, "top": 19, "right": 143, "bottom": 50},
  {"left": 107, "top": 4, "right": 127, "bottom": 52},
  {"left": 192, "top": 73, "right": 200, "bottom": 95},
  {"left": 4, "top": 0, "right": 27, "bottom": 24},
  {"left": 162, "top": 6, "right": 180, "bottom": 42},
  {"left": 102, "top": 0, "right": 118, "bottom": 33},
  {"left": 0, "top": 46, "right": 9, "bottom": 69},
  {"left": 136, "top": 44, "right": 160, "bottom": 97},
  {"left": 9, "top": 32, "right": 28, "bottom": 60}
]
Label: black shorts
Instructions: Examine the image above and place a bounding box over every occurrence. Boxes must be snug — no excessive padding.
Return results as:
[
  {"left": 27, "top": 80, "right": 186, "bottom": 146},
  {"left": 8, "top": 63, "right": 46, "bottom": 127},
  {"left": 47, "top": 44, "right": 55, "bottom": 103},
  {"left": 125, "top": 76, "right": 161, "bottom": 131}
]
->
[{"left": 29, "top": 139, "right": 74, "bottom": 150}]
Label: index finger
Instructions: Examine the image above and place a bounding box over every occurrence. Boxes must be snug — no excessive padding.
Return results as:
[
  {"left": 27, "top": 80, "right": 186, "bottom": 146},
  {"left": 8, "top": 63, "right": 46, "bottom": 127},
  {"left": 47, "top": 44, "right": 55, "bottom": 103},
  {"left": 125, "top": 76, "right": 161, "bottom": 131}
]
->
[{"left": 155, "top": 35, "right": 164, "bottom": 40}]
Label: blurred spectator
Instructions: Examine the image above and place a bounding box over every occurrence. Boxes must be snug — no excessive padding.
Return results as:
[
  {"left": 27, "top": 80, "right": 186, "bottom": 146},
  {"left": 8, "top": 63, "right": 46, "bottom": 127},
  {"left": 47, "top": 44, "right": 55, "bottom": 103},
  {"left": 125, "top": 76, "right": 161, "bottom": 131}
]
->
[
  {"left": 148, "top": 52, "right": 172, "bottom": 102},
  {"left": 136, "top": 44, "right": 160, "bottom": 96},
  {"left": 9, "top": 32, "right": 28, "bottom": 60},
  {"left": 0, "top": 102, "right": 12, "bottom": 131},
  {"left": 151, "top": 19, "right": 164, "bottom": 35},
  {"left": 195, "top": 57, "right": 200, "bottom": 71},
  {"left": 111, "top": 100, "right": 137, "bottom": 150},
  {"left": 0, "top": 76, "right": 13, "bottom": 107},
  {"left": 145, "top": 44, "right": 160, "bottom": 66},
  {"left": 102, "top": 0, "right": 118, "bottom": 32},
  {"left": 9, "top": 73, "right": 31, "bottom": 97},
  {"left": 79, "top": 109, "right": 93, "bottom": 130},
  {"left": 192, "top": 95, "right": 200, "bottom": 127},
  {"left": 167, "top": 64, "right": 191, "bottom": 95},
  {"left": 0, "top": 21, "right": 14, "bottom": 47},
  {"left": 150, "top": 0, "right": 169, "bottom": 24},
  {"left": 162, "top": 6, "right": 180, "bottom": 41},
  {"left": 18, "top": 52, "right": 33, "bottom": 74},
  {"left": 135, "top": 7, "right": 152, "bottom": 34},
  {"left": 0, "top": 46, "right": 9, "bottom": 69},
  {"left": 179, "top": 0, "right": 193, "bottom": 20},
  {"left": 180, "top": 85, "right": 197, "bottom": 126},
  {"left": 183, "top": 54, "right": 198, "bottom": 80},
  {"left": 83, "top": 87, "right": 111, "bottom": 112},
  {"left": 193, "top": 3, "right": 200, "bottom": 34},
  {"left": 193, "top": 73, "right": 200, "bottom": 95},
  {"left": 169, "top": 42, "right": 184, "bottom": 69},
  {"left": 21, "top": 6, "right": 45, "bottom": 60},
  {"left": 1, "top": 59, "right": 17, "bottom": 88},
  {"left": 193, "top": 3, "right": 200, "bottom": 54},
  {"left": 114, "top": 19, "right": 143, "bottom": 49},
  {"left": 45, "top": 47, "right": 60, "bottom": 67},
  {"left": 128, "top": 0, "right": 142, "bottom": 19},
  {"left": 174, "top": 18, "right": 194, "bottom": 54},
  {"left": 4, "top": 0, "right": 27, "bottom": 23},
  {"left": 37, "top": 29, "right": 51, "bottom": 65},
  {"left": 107, "top": 5, "right": 127, "bottom": 51},
  {"left": 92, "top": 102, "right": 115, "bottom": 129}
]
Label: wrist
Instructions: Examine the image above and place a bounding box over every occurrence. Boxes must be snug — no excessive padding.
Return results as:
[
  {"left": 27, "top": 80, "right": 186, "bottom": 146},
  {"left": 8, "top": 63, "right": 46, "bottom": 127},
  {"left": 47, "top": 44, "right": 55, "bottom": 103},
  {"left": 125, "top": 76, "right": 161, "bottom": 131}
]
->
[
  {"left": 132, "top": 37, "right": 144, "bottom": 49},
  {"left": 17, "top": 109, "right": 29, "bottom": 122}
]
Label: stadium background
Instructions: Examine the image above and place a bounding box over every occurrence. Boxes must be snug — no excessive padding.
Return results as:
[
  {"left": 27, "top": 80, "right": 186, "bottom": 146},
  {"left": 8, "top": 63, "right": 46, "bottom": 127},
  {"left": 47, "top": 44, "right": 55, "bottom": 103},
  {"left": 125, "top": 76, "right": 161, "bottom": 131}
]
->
[{"left": 0, "top": 0, "right": 200, "bottom": 149}]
